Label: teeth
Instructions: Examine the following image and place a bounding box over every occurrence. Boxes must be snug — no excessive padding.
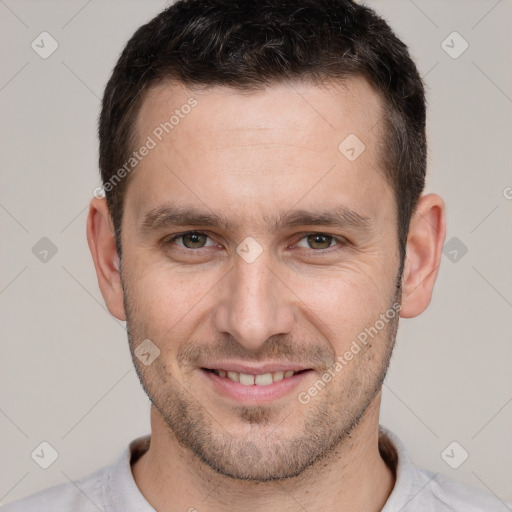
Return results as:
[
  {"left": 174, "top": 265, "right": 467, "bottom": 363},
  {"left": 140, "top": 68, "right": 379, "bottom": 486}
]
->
[
  {"left": 254, "top": 373, "right": 273, "bottom": 386},
  {"left": 214, "top": 369, "right": 299, "bottom": 386},
  {"left": 239, "top": 373, "right": 255, "bottom": 385},
  {"left": 273, "top": 371, "right": 284, "bottom": 382},
  {"left": 227, "top": 371, "right": 239, "bottom": 382}
]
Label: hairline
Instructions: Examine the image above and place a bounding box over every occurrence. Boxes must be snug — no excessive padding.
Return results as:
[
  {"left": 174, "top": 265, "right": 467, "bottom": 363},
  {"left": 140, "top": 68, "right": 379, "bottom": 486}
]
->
[{"left": 112, "top": 73, "right": 400, "bottom": 260}]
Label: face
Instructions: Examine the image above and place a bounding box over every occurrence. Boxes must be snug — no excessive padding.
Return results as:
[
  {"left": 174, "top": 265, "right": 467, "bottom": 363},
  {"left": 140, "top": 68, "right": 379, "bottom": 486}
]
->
[{"left": 119, "top": 77, "right": 402, "bottom": 481}]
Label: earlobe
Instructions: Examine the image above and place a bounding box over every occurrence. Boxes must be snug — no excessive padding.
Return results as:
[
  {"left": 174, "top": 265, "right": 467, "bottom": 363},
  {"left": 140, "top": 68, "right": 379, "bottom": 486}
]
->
[
  {"left": 400, "top": 193, "right": 446, "bottom": 319},
  {"left": 86, "top": 197, "right": 126, "bottom": 321}
]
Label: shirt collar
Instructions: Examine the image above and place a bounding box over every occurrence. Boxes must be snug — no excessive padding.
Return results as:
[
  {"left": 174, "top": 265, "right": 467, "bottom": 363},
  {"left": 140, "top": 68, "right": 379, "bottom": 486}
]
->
[
  {"left": 102, "top": 434, "right": 154, "bottom": 511},
  {"left": 104, "top": 425, "right": 420, "bottom": 511}
]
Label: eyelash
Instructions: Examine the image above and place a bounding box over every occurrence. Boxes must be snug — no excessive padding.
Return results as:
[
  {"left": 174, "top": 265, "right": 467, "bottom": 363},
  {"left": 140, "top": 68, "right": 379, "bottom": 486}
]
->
[{"left": 164, "top": 231, "right": 348, "bottom": 254}]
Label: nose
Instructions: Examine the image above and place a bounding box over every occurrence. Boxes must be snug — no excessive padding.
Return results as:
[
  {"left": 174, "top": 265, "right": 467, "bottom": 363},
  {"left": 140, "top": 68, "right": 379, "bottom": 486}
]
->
[{"left": 213, "top": 249, "right": 295, "bottom": 352}]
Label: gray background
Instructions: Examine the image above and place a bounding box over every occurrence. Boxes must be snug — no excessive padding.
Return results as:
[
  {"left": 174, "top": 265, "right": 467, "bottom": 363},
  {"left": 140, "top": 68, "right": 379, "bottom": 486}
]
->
[{"left": 1, "top": 0, "right": 511, "bottom": 506}]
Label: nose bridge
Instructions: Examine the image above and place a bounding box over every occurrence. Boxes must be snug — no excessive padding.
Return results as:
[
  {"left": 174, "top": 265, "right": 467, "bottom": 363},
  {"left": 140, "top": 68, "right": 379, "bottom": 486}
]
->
[{"left": 214, "top": 249, "right": 294, "bottom": 351}]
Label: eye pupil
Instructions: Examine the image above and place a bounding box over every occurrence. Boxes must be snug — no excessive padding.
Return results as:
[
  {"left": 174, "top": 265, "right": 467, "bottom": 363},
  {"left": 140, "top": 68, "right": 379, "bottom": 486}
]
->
[
  {"left": 183, "top": 232, "right": 207, "bottom": 248},
  {"left": 173, "top": 232, "right": 340, "bottom": 252},
  {"left": 308, "top": 234, "right": 332, "bottom": 250}
]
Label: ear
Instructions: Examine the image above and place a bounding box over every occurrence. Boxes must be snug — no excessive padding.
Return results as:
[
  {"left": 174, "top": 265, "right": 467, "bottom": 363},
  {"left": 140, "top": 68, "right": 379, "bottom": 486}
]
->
[
  {"left": 86, "top": 197, "right": 126, "bottom": 321},
  {"left": 400, "top": 193, "right": 446, "bottom": 318}
]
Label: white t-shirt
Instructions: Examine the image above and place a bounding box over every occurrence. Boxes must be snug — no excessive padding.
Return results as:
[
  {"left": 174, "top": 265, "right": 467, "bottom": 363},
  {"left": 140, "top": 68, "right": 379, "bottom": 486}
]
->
[{"left": 2, "top": 425, "right": 509, "bottom": 511}]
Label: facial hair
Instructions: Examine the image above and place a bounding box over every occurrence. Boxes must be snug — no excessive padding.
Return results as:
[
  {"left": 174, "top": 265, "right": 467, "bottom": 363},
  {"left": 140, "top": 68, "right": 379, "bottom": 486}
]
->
[{"left": 122, "top": 269, "right": 402, "bottom": 482}]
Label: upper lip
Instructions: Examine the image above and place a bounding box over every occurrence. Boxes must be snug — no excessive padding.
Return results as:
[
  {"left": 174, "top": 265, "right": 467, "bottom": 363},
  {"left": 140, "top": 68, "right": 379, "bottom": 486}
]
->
[{"left": 202, "top": 362, "right": 311, "bottom": 375}]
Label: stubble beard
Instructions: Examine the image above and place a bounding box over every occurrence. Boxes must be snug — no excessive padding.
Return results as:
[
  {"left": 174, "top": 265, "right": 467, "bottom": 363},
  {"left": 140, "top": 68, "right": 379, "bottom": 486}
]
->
[{"left": 122, "top": 273, "right": 402, "bottom": 482}]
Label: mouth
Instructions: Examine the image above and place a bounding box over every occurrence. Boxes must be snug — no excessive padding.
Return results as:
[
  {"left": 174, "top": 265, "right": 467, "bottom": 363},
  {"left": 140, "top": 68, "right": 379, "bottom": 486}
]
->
[
  {"left": 202, "top": 368, "right": 308, "bottom": 386},
  {"left": 200, "top": 366, "right": 313, "bottom": 403}
]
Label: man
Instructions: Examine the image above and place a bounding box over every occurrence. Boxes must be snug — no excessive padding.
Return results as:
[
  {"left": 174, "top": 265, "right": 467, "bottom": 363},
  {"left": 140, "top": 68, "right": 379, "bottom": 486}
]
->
[{"left": 4, "top": 0, "right": 509, "bottom": 511}]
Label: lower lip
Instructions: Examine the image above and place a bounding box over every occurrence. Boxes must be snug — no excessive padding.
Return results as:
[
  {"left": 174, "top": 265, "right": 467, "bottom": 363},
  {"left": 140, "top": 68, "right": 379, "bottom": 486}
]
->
[{"left": 201, "top": 369, "right": 313, "bottom": 403}]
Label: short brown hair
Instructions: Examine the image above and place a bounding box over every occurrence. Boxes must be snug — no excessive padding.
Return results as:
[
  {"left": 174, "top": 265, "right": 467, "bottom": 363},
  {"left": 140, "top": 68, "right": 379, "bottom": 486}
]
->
[{"left": 99, "top": 0, "right": 426, "bottom": 269}]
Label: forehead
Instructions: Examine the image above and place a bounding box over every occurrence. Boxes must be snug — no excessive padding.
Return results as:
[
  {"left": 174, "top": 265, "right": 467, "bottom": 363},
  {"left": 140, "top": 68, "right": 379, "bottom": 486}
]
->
[
  {"left": 136, "top": 75, "right": 384, "bottom": 148},
  {"left": 126, "top": 76, "right": 393, "bottom": 227}
]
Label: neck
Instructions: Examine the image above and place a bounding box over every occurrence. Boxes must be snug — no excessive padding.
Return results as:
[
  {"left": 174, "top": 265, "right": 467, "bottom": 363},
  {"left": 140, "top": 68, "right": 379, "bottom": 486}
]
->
[{"left": 132, "top": 392, "right": 395, "bottom": 512}]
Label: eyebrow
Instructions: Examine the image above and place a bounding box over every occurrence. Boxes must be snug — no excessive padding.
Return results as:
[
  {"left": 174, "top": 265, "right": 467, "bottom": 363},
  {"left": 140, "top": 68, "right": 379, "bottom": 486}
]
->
[{"left": 138, "top": 202, "right": 374, "bottom": 235}]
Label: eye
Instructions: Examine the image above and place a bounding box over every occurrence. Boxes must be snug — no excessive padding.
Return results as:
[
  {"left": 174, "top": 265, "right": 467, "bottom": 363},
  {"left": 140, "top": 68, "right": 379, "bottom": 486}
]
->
[
  {"left": 295, "top": 233, "right": 347, "bottom": 251},
  {"left": 163, "top": 231, "right": 347, "bottom": 253},
  {"left": 168, "top": 231, "right": 217, "bottom": 249}
]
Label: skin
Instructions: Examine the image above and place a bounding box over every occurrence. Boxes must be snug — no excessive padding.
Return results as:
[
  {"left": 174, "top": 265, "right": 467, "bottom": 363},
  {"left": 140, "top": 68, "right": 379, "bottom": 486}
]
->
[{"left": 87, "top": 76, "right": 446, "bottom": 511}]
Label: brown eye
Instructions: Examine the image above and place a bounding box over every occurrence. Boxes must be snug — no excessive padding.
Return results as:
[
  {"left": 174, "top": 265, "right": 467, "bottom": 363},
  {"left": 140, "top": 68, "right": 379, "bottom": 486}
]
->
[
  {"left": 294, "top": 233, "right": 348, "bottom": 252},
  {"left": 304, "top": 234, "right": 335, "bottom": 250},
  {"left": 172, "top": 231, "right": 214, "bottom": 249}
]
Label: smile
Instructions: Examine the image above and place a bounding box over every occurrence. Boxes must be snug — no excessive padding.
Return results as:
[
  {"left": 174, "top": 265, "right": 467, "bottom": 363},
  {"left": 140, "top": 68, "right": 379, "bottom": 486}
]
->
[
  {"left": 201, "top": 367, "right": 313, "bottom": 403},
  {"left": 204, "top": 369, "right": 306, "bottom": 386}
]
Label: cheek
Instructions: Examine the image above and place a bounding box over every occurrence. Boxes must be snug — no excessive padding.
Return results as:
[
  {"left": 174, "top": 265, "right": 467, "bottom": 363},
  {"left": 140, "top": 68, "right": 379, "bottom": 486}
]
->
[
  {"left": 123, "top": 257, "right": 218, "bottom": 342},
  {"left": 124, "top": 236, "right": 398, "bottom": 346},
  {"left": 289, "top": 264, "right": 394, "bottom": 345}
]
